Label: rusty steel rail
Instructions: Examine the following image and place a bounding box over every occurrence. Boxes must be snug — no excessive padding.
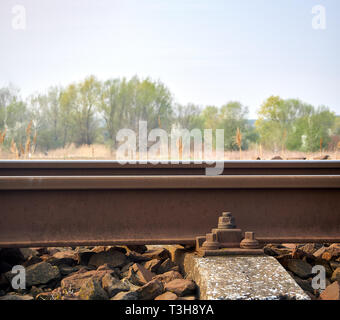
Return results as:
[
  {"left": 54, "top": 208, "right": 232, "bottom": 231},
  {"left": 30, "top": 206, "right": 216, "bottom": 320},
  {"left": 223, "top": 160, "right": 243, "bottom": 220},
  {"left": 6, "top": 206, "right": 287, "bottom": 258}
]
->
[
  {"left": 1, "top": 175, "right": 340, "bottom": 190},
  {"left": 0, "top": 161, "right": 339, "bottom": 248},
  {"left": 0, "top": 160, "right": 340, "bottom": 176}
]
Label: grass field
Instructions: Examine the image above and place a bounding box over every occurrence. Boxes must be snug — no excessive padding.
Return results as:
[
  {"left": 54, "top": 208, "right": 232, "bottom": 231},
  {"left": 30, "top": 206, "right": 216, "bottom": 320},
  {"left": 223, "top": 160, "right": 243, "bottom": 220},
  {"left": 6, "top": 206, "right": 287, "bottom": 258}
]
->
[{"left": 0, "top": 143, "right": 339, "bottom": 161}]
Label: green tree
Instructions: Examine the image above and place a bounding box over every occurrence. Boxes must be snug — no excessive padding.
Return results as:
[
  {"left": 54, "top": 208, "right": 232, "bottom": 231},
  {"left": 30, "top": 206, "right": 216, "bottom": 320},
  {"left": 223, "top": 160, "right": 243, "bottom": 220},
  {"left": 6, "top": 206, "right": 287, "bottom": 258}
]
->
[
  {"left": 29, "top": 87, "right": 63, "bottom": 151},
  {"left": 201, "top": 106, "right": 220, "bottom": 131},
  {"left": 219, "top": 101, "right": 249, "bottom": 150},
  {"left": 174, "top": 103, "right": 203, "bottom": 131},
  {"left": 256, "top": 96, "right": 335, "bottom": 152},
  {"left": 256, "top": 96, "right": 313, "bottom": 151},
  {"left": 59, "top": 84, "right": 77, "bottom": 147},
  {"left": 302, "top": 106, "right": 335, "bottom": 152},
  {"left": 0, "top": 85, "right": 31, "bottom": 151},
  {"left": 74, "top": 75, "right": 101, "bottom": 145},
  {"left": 132, "top": 77, "right": 173, "bottom": 131}
]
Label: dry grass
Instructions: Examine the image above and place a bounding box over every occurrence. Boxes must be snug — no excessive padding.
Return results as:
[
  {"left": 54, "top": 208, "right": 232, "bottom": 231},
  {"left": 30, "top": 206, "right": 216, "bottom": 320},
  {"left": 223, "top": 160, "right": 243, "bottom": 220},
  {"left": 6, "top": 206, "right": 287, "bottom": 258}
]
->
[
  {"left": 235, "top": 128, "right": 242, "bottom": 160},
  {"left": 35, "top": 143, "right": 113, "bottom": 159},
  {"left": 0, "top": 143, "right": 338, "bottom": 160}
]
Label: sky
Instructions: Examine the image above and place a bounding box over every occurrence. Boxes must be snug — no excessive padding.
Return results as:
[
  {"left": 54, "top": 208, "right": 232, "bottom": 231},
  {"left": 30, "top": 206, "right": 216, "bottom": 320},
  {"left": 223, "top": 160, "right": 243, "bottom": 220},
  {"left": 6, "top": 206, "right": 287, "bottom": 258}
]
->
[{"left": 0, "top": 0, "right": 339, "bottom": 118}]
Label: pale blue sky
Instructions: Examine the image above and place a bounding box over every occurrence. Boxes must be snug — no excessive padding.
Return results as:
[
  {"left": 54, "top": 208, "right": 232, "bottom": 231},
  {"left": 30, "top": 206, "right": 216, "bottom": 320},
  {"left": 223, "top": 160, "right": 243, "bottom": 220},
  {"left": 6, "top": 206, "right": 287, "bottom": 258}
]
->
[{"left": 0, "top": 0, "right": 339, "bottom": 117}]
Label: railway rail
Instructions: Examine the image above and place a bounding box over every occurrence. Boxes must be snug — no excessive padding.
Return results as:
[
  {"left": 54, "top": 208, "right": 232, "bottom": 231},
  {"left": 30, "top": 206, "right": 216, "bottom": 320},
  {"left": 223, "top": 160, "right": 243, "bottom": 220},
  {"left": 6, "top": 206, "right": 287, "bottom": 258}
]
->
[{"left": 0, "top": 160, "right": 339, "bottom": 248}]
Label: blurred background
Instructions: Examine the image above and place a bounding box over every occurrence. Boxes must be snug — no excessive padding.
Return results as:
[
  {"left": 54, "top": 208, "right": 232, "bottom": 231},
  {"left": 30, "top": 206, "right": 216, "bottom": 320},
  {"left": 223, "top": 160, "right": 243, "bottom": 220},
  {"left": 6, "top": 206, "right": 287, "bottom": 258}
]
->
[{"left": 0, "top": 0, "right": 339, "bottom": 160}]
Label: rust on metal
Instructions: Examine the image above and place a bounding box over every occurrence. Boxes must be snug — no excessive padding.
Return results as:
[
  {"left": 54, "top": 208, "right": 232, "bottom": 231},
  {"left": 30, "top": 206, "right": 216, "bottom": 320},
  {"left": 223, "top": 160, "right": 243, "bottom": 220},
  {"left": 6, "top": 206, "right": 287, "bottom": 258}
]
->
[
  {"left": 197, "top": 212, "right": 263, "bottom": 256},
  {"left": 0, "top": 161, "right": 339, "bottom": 248},
  {"left": 0, "top": 175, "right": 340, "bottom": 190},
  {"left": 201, "top": 233, "right": 220, "bottom": 250},
  {"left": 0, "top": 160, "right": 340, "bottom": 176},
  {"left": 218, "top": 212, "right": 236, "bottom": 229},
  {"left": 240, "top": 232, "right": 261, "bottom": 249}
]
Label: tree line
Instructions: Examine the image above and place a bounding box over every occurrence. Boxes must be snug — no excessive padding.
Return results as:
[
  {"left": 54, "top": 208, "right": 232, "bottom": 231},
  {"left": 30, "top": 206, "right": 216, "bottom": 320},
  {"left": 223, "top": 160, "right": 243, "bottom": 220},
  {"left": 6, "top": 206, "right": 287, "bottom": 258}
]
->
[{"left": 0, "top": 75, "right": 339, "bottom": 155}]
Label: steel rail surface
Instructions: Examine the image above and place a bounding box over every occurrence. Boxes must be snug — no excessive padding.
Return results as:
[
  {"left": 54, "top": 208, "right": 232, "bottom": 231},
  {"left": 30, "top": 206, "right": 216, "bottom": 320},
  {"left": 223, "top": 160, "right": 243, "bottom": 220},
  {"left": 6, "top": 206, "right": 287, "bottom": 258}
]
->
[
  {"left": 0, "top": 162, "right": 339, "bottom": 248},
  {"left": 0, "top": 175, "right": 340, "bottom": 190},
  {"left": 1, "top": 160, "right": 340, "bottom": 176}
]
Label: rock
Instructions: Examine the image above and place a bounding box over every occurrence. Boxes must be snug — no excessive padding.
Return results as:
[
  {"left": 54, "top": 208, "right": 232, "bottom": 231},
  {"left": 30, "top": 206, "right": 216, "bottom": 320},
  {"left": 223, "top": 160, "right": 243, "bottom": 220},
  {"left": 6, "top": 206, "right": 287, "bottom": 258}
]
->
[
  {"left": 0, "top": 248, "right": 25, "bottom": 266},
  {"left": 59, "top": 265, "right": 81, "bottom": 276},
  {"left": 271, "top": 156, "right": 283, "bottom": 160},
  {"left": 61, "top": 295, "right": 81, "bottom": 300},
  {"left": 164, "top": 279, "right": 196, "bottom": 296},
  {"left": 316, "top": 261, "right": 333, "bottom": 278},
  {"left": 30, "top": 286, "right": 44, "bottom": 298},
  {"left": 320, "top": 281, "right": 340, "bottom": 300},
  {"left": 330, "top": 261, "right": 340, "bottom": 271},
  {"left": 126, "top": 245, "right": 147, "bottom": 254},
  {"left": 50, "top": 248, "right": 64, "bottom": 256},
  {"left": 120, "top": 278, "right": 140, "bottom": 291},
  {"left": 78, "top": 279, "right": 108, "bottom": 300},
  {"left": 157, "top": 258, "right": 177, "bottom": 274},
  {"left": 263, "top": 244, "right": 292, "bottom": 257},
  {"left": 90, "top": 246, "right": 107, "bottom": 253},
  {"left": 96, "top": 263, "right": 117, "bottom": 272},
  {"left": 61, "top": 268, "right": 105, "bottom": 291},
  {"left": 23, "top": 256, "right": 43, "bottom": 268},
  {"left": 88, "top": 248, "right": 128, "bottom": 268},
  {"left": 287, "top": 259, "right": 312, "bottom": 279},
  {"left": 48, "top": 257, "right": 77, "bottom": 267},
  {"left": 293, "top": 277, "right": 314, "bottom": 294},
  {"left": 0, "top": 294, "right": 34, "bottom": 300},
  {"left": 36, "top": 292, "right": 55, "bottom": 300},
  {"left": 299, "top": 243, "right": 322, "bottom": 255},
  {"left": 305, "top": 292, "right": 317, "bottom": 300},
  {"left": 111, "top": 290, "right": 139, "bottom": 300},
  {"left": 142, "top": 259, "right": 163, "bottom": 273},
  {"left": 5, "top": 262, "right": 60, "bottom": 287},
  {"left": 48, "top": 288, "right": 73, "bottom": 300},
  {"left": 35, "top": 247, "right": 49, "bottom": 256},
  {"left": 321, "top": 244, "right": 340, "bottom": 261},
  {"left": 101, "top": 273, "right": 130, "bottom": 298},
  {"left": 39, "top": 254, "right": 53, "bottom": 262},
  {"left": 281, "top": 243, "right": 297, "bottom": 250},
  {"left": 126, "top": 263, "right": 155, "bottom": 286},
  {"left": 313, "top": 246, "right": 328, "bottom": 259},
  {"left": 313, "top": 155, "right": 330, "bottom": 160},
  {"left": 143, "top": 248, "right": 170, "bottom": 261},
  {"left": 153, "top": 271, "right": 183, "bottom": 284},
  {"left": 45, "top": 251, "right": 77, "bottom": 267},
  {"left": 322, "top": 252, "right": 333, "bottom": 261},
  {"left": 155, "top": 291, "right": 178, "bottom": 300},
  {"left": 291, "top": 248, "right": 307, "bottom": 259},
  {"left": 126, "top": 251, "right": 151, "bottom": 263},
  {"left": 331, "top": 268, "right": 340, "bottom": 282},
  {"left": 137, "top": 279, "right": 163, "bottom": 300},
  {"left": 76, "top": 250, "right": 95, "bottom": 265},
  {"left": 19, "top": 248, "right": 38, "bottom": 260},
  {"left": 275, "top": 254, "right": 292, "bottom": 269},
  {"left": 166, "top": 246, "right": 190, "bottom": 274},
  {"left": 0, "top": 274, "right": 9, "bottom": 290},
  {"left": 111, "top": 246, "right": 128, "bottom": 254},
  {"left": 178, "top": 295, "right": 196, "bottom": 300},
  {"left": 49, "top": 287, "right": 65, "bottom": 300},
  {"left": 0, "top": 261, "right": 12, "bottom": 273},
  {"left": 263, "top": 246, "right": 278, "bottom": 256},
  {"left": 170, "top": 265, "right": 180, "bottom": 272},
  {"left": 302, "top": 256, "right": 317, "bottom": 266},
  {"left": 121, "top": 262, "right": 134, "bottom": 278},
  {"left": 53, "top": 250, "right": 77, "bottom": 260}
]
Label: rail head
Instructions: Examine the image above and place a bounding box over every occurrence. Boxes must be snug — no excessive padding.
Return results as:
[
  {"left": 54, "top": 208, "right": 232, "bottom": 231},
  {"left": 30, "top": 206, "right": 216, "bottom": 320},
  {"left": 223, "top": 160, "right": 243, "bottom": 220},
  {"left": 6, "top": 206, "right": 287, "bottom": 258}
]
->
[
  {"left": 0, "top": 175, "right": 339, "bottom": 190},
  {"left": 1, "top": 160, "right": 340, "bottom": 169}
]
